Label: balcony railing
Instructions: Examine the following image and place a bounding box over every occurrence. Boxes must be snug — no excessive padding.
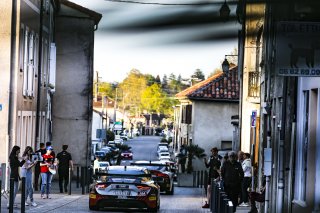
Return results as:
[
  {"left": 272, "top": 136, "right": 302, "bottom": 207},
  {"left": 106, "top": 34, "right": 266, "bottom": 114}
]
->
[{"left": 248, "top": 71, "right": 260, "bottom": 98}]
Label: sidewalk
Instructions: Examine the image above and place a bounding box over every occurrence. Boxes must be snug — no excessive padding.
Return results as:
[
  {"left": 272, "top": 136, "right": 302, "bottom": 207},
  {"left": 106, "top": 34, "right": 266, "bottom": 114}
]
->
[
  {"left": 1, "top": 180, "right": 84, "bottom": 212},
  {"left": 1, "top": 181, "right": 251, "bottom": 212}
]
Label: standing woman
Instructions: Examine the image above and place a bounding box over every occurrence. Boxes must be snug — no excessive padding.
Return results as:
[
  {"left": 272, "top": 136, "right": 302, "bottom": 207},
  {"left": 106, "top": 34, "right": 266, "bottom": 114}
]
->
[
  {"left": 7, "top": 145, "right": 25, "bottom": 208},
  {"left": 21, "top": 146, "right": 38, "bottom": 207}
]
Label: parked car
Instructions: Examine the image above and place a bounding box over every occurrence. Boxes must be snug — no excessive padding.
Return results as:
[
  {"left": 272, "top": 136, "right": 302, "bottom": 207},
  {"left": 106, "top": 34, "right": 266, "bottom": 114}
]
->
[
  {"left": 131, "top": 161, "right": 174, "bottom": 195},
  {"left": 95, "top": 151, "right": 106, "bottom": 159},
  {"left": 120, "top": 132, "right": 128, "bottom": 141},
  {"left": 157, "top": 142, "right": 169, "bottom": 149},
  {"left": 157, "top": 146, "right": 169, "bottom": 153},
  {"left": 108, "top": 141, "right": 116, "bottom": 146},
  {"left": 89, "top": 165, "right": 160, "bottom": 212},
  {"left": 93, "top": 161, "right": 110, "bottom": 174},
  {"left": 158, "top": 152, "right": 171, "bottom": 161},
  {"left": 114, "top": 138, "right": 124, "bottom": 145},
  {"left": 120, "top": 150, "right": 133, "bottom": 160}
]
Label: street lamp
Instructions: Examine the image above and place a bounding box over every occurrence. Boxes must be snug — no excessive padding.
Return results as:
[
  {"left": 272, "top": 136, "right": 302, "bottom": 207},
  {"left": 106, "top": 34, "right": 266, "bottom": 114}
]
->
[
  {"left": 220, "top": 0, "right": 231, "bottom": 21},
  {"left": 221, "top": 54, "right": 238, "bottom": 72}
]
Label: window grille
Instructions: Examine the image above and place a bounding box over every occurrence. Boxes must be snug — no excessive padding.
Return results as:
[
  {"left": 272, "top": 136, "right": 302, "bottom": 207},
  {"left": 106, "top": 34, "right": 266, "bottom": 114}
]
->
[{"left": 248, "top": 71, "right": 260, "bottom": 97}]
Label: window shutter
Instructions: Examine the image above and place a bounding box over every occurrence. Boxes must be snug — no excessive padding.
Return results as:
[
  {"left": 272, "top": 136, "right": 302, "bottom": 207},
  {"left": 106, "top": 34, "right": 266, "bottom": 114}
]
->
[
  {"left": 49, "top": 43, "right": 56, "bottom": 92},
  {"left": 27, "top": 33, "right": 34, "bottom": 97},
  {"left": 23, "top": 28, "right": 29, "bottom": 97}
]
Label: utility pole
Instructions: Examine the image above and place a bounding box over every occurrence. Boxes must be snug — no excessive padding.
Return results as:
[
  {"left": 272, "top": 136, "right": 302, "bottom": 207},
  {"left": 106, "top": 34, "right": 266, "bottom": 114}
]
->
[
  {"left": 95, "top": 71, "right": 99, "bottom": 102},
  {"left": 114, "top": 87, "right": 118, "bottom": 123}
]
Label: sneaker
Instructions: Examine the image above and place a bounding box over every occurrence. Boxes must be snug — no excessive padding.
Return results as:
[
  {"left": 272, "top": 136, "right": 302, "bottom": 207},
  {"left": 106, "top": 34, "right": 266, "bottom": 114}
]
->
[
  {"left": 243, "top": 202, "right": 250, "bottom": 207},
  {"left": 202, "top": 202, "right": 210, "bottom": 208},
  {"left": 31, "top": 202, "right": 38, "bottom": 207},
  {"left": 41, "top": 194, "right": 46, "bottom": 199},
  {"left": 47, "top": 195, "right": 52, "bottom": 199},
  {"left": 239, "top": 202, "right": 245, "bottom": 207},
  {"left": 25, "top": 202, "right": 29, "bottom": 206}
]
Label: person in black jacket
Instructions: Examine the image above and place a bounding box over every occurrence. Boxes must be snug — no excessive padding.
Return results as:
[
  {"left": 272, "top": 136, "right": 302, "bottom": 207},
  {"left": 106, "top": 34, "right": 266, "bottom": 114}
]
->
[
  {"left": 8, "top": 145, "right": 25, "bottom": 208},
  {"left": 202, "top": 147, "right": 222, "bottom": 208},
  {"left": 221, "top": 151, "right": 244, "bottom": 212},
  {"left": 56, "top": 145, "right": 73, "bottom": 193}
]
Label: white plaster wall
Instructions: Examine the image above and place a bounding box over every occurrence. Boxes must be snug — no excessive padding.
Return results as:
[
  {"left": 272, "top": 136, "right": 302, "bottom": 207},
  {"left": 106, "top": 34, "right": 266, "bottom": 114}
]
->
[
  {"left": 0, "top": 1, "right": 12, "bottom": 164},
  {"left": 92, "top": 111, "right": 103, "bottom": 141},
  {"left": 52, "top": 16, "right": 95, "bottom": 167},
  {"left": 192, "top": 101, "right": 239, "bottom": 170}
]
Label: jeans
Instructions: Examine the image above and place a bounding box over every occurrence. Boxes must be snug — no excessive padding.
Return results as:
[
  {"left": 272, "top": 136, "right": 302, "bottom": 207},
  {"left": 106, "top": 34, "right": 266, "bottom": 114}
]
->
[
  {"left": 58, "top": 168, "right": 69, "bottom": 193},
  {"left": 21, "top": 168, "right": 34, "bottom": 202},
  {"left": 41, "top": 172, "right": 53, "bottom": 196}
]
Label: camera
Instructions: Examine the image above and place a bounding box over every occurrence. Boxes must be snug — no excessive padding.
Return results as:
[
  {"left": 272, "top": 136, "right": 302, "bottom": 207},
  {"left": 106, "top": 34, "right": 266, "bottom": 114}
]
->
[{"left": 31, "top": 152, "right": 43, "bottom": 162}]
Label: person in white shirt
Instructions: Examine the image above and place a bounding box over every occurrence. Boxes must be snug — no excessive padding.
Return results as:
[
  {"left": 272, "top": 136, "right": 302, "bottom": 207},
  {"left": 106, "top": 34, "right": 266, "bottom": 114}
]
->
[{"left": 239, "top": 153, "right": 252, "bottom": 207}]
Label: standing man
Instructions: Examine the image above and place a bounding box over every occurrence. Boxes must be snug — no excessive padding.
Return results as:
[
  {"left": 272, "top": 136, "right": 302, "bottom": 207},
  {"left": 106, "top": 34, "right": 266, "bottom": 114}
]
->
[
  {"left": 202, "top": 147, "right": 222, "bottom": 208},
  {"left": 56, "top": 145, "right": 73, "bottom": 193},
  {"left": 221, "top": 151, "right": 244, "bottom": 212},
  {"left": 34, "top": 143, "right": 46, "bottom": 191}
]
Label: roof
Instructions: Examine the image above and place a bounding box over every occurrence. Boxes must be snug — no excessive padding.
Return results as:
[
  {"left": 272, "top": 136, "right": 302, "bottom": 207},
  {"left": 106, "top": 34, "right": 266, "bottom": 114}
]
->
[
  {"left": 176, "top": 65, "right": 239, "bottom": 101},
  {"left": 59, "top": 0, "right": 102, "bottom": 25}
]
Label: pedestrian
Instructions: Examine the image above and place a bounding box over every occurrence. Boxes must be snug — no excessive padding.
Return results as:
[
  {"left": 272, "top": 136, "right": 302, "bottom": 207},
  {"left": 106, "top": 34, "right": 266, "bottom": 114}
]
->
[
  {"left": 7, "top": 145, "right": 25, "bottom": 209},
  {"left": 56, "top": 145, "right": 74, "bottom": 193},
  {"left": 239, "top": 153, "right": 252, "bottom": 207},
  {"left": 202, "top": 147, "right": 222, "bottom": 209},
  {"left": 237, "top": 150, "right": 244, "bottom": 204},
  {"left": 34, "top": 142, "right": 46, "bottom": 191},
  {"left": 21, "top": 146, "right": 38, "bottom": 207},
  {"left": 40, "top": 146, "right": 55, "bottom": 199},
  {"left": 93, "top": 156, "right": 101, "bottom": 174},
  {"left": 46, "top": 141, "right": 56, "bottom": 159},
  {"left": 221, "top": 151, "right": 244, "bottom": 212},
  {"left": 178, "top": 145, "right": 187, "bottom": 173}
]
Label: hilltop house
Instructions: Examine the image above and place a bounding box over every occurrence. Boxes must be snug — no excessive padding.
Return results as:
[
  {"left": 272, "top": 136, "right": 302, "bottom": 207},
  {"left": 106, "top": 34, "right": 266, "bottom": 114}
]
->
[{"left": 174, "top": 66, "right": 239, "bottom": 170}]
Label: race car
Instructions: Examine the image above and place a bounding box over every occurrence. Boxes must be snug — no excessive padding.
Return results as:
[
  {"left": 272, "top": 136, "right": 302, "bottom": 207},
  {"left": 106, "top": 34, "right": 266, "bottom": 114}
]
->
[
  {"left": 89, "top": 165, "right": 160, "bottom": 212},
  {"left": 131, "top": 161, "right": 174, "bottom": 195}
]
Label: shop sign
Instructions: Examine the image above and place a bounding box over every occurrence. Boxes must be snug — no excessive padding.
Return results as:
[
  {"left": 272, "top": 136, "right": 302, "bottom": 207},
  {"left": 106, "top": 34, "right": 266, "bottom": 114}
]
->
[{"left": 276, "top": 22, "right": 320, "bottom": 76}]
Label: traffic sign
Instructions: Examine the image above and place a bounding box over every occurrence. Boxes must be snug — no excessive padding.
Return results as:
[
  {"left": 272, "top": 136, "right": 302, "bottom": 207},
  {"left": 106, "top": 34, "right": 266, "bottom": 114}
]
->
[{"left": 251, "top": 110, "right": 257, "bottom": 127}]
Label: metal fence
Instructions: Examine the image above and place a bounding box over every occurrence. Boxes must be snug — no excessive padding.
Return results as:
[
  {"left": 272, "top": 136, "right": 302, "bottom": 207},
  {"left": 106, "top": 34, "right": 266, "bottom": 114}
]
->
[{"left": 209, "top": 180, "right": 233, "bottom": 213}]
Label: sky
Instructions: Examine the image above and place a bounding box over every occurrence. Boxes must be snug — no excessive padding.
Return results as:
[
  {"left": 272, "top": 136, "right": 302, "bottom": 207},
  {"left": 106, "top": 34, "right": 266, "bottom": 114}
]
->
[{"left": 70, "top": 0, "right": 240, "bottom": 82}]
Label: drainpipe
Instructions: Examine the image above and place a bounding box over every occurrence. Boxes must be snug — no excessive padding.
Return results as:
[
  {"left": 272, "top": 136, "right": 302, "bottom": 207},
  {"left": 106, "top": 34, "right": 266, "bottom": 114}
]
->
[
  {"left": 35, "top": 0, "right": 44, "bottom": 149},
  {"left": 263, "top": 2, "right": 274, "bottom": 212},
  {"left": 7, "top": 0, "right": 18, "bottom": 191},
  {"left": 276, "top": 78, "right": 286, "bottom": 213}
]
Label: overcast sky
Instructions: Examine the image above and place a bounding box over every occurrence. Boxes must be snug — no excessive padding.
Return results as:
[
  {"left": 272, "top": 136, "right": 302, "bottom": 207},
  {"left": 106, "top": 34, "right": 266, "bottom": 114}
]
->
[{"left": 70, "top": 0, "right": 240, "bottom": 82}]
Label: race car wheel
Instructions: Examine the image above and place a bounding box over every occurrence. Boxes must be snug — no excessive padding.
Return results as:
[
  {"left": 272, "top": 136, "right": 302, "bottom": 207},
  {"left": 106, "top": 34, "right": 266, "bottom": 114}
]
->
[
  {"left": 166, "top": 184, "right": 174, "bottom": 195},
  {"left": 89, "top": 205, "right": 99, "bottom": 211}
]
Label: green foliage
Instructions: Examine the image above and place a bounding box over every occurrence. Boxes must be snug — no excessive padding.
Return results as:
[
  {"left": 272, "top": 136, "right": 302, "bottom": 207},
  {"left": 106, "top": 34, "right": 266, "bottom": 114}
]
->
[
  {"left": 140, "top": 84, "right": 171, "bottom": 114},
  {"left": 191, "top": 69, "right": 205, "bottom": 81},
  {"left": 106, "top": 130, "right": 115, "bottom": 141},
  {"left": 185, "top": 144, "right": 206, "bottom": 173}
]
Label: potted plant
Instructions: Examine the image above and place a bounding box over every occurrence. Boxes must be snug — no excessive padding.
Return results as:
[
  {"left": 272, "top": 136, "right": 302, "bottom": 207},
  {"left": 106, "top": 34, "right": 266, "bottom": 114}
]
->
[{"left": 185, "top": 144, "right": 206, "bottom": 173}]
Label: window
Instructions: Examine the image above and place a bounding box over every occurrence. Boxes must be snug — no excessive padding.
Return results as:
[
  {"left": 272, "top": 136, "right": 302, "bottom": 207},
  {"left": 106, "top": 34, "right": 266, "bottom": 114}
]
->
[
  {"left": 248, "top": 71, "right": 260, "bottom": 97},
  {"left": 22, "top": 26, "right": 38, "bottom": 98},
  {"left": 294, "top": 90, "right": 309, "bottom": 203}
]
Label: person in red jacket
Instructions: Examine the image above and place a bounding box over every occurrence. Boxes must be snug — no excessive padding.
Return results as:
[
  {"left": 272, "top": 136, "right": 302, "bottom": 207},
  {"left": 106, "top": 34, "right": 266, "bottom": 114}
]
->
[{"left": 40, "top": 146, "right": 55, "bottom": 199}]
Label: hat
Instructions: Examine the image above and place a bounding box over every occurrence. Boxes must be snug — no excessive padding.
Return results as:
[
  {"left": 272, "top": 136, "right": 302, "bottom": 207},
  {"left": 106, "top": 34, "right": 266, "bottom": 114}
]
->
[
  {"left": 211, "top": 147, "right": 218, "bottom": 152},
  {"left": 46, "top": 146, "right": 53, "bottom": 151}
]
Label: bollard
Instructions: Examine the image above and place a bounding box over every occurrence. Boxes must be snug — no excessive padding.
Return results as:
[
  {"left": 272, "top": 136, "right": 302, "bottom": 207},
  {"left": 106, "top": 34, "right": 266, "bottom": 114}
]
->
[
  {"left": 81, "top": 167, "right": 85, "bottom": 195},
  {"left": 87, "top": 167, "right": 90, "bottom": 193},
  {"left": 200, "top": 171, "right": 203, "bottom": 188},
  {"left": 76, "top": 166, "right": 80, "bottom": 188},
  {"left": 196, "top": 171, "right": 200, "bottom": 187},
  {"left": 227, "top": 200, "right": 233, "bottom": 213},
  {"left": 21, "top": 177, "right": 26, "bottom": 213},
  {"left": 204, "top": 171, "right": 208, "bottom": 192},
  {"left": 192, "top": 171, "right": 196, "bottom": 187},
  {"left": 68, "top": 167, "right": 72, "bottom": 195},
  {"left": 223, "top": 198, "right": 229, "bottom": 213},
  {"left": 9, "top": 178, "right": 14, "bottom": 213},
  {"left": 210, "top": 180, "right": 216, "bottom": 212}
]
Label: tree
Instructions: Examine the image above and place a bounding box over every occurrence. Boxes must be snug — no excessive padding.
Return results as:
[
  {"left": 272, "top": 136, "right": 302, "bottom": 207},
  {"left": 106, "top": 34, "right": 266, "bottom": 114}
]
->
[
  {"left": 118, "top": 69, "right": 147, "bottom": 116},
  {"left": 98, "top": 82, "right": 116, "bottom": 99},
  {"left": 191, "top": 69, "right": 205, "bottom": 81},
  {"left": 155, "top": 75, "right": 161, "bottom": 84},
  {"left": 185, "top": 144, "right": 206, "bottom": 173},
  {"left": 144, "top": 74, "right": 156, "bottom": 86},
  {"left": 140, "top": 83, "right": 171, "bottom": 114}
]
